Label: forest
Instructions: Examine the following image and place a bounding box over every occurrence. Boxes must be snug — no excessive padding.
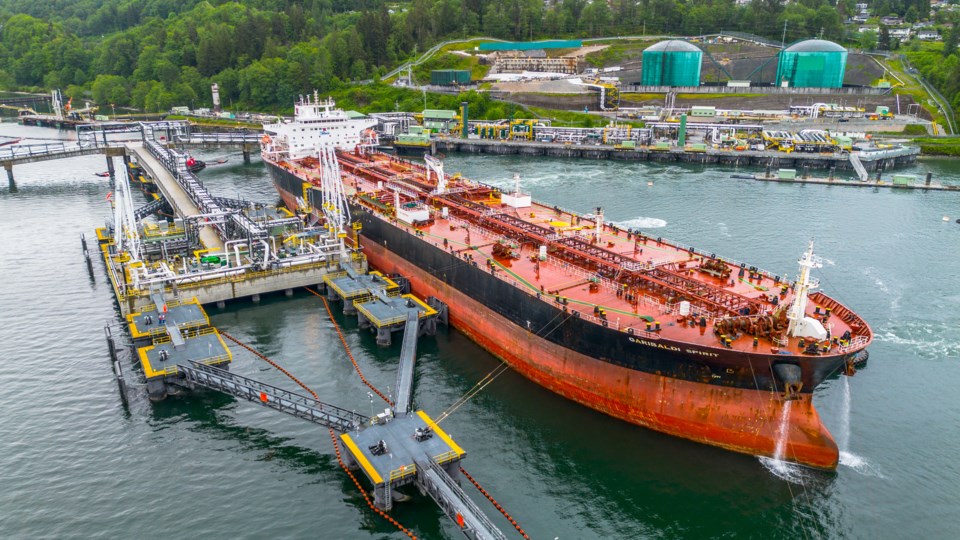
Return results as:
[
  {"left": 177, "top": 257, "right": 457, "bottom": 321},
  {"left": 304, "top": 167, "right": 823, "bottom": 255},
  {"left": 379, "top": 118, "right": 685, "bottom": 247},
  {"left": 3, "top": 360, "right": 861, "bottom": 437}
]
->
[{"left": 0, "top": 0, "right": 956, "bottom": 115}]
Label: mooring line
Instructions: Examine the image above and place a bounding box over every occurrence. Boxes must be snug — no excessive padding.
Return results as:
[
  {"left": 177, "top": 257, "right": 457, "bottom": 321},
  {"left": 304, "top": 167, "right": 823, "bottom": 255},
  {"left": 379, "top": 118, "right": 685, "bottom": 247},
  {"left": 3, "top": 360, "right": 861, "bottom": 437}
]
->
[
  {"left": 305, "top": 287, "right": 393, "bottom": 406},
  {"left": 459, "top": 466, "right": 529, "bottom": 539},
  {"left": 219, "top": 330, "right": 414, "bottom": 538}
]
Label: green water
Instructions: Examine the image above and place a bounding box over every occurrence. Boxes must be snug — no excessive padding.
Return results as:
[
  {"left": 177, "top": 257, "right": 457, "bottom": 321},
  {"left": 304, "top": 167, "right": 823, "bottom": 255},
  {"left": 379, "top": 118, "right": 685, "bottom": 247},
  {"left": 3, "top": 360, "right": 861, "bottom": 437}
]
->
[{"left": 1, "top": 120, "right": 959, "bottom": 539}]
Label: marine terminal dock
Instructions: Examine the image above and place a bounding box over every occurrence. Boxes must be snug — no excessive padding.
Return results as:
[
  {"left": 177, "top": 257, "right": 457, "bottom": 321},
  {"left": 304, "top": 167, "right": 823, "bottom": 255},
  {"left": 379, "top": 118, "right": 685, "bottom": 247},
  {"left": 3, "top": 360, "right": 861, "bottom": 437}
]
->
[
  {"left": 80, "top": 120, "right": 517, "bottom": 539},
  {"left": 433, "top": 137, "right": 919, "bottom": 172}
]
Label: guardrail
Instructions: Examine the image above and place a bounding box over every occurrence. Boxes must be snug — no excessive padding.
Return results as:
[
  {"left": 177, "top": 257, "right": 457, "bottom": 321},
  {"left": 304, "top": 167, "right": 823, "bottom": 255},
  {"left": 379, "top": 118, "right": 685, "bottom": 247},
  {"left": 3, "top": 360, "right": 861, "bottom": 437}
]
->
[
  {"left": 900, "top": 55, "right": 956, "bottom": 135},
  {"left": 175, "top": 132, "right": 262, "bottom": 145}
]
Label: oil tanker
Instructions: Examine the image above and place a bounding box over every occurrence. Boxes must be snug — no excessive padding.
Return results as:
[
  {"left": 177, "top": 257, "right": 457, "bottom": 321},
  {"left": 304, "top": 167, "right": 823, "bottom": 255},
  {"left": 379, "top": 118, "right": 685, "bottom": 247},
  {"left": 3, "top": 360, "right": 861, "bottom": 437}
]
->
[{"left": 261, "top": 95, "right": 872, "bottom": 469}]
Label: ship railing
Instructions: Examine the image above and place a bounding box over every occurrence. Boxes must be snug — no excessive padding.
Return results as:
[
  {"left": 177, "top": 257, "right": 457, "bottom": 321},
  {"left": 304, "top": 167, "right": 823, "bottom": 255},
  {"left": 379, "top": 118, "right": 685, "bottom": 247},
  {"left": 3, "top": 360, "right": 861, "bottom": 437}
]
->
[
  {"left": 646, "top": 257, "right": 675, "bottom": 269},
  {"left": 707, "top": 255, "right": 784, "bottom": 284},
  {"left": 838, "top": 335, "right": 869, "bottom": 353},
  {"left": 567, "top": 308, "right": 621, "bottom": 330}
]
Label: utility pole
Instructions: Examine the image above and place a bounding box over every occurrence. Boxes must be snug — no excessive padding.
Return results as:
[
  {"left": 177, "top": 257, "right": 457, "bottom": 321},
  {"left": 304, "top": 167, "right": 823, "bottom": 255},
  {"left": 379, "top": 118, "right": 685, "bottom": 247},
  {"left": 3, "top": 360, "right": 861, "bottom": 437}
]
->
[{"left": 781, "top": 20, "right": 788, "bottom": 50}]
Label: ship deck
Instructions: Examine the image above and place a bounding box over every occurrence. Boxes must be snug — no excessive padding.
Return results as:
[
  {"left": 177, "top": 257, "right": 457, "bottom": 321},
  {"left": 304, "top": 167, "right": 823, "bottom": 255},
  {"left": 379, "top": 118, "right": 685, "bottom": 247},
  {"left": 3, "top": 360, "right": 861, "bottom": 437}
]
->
[{"left": 272, "top": 150, "right": 871, "bottom": 357}]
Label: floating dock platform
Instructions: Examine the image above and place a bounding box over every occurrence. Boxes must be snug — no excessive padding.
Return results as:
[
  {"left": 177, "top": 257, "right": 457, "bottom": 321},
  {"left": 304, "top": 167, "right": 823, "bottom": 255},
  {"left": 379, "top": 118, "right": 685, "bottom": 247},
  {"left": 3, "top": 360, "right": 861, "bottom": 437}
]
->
[
  {"left": 324, "top": 268, "right": 442, "bottom": 345},
  {"left": 127, "top": 293, "right": 232, "bottom": 400},
  {"left": 126, "top": 296, "right": 209, "bottom": 343},
  {"left": 324, "top": 270, "right": 401, "bottom": 311},
  {"left": 340, "top": 410, "right": 465, "bottom": 509}
]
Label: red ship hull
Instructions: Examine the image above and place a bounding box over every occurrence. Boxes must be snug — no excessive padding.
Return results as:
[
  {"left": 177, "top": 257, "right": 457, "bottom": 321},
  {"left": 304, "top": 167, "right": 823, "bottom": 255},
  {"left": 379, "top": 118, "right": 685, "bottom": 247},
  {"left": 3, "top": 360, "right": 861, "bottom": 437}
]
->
[{"left": 362, "top": 238, "right": 839, "bottom": 469}]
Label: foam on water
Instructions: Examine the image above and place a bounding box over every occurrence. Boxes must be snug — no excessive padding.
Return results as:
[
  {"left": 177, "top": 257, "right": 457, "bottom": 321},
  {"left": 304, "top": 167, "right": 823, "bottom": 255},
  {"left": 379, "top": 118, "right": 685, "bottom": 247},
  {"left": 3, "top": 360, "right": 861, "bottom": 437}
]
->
[
  {"left": 759, "top": 456, "right": 812, "bottom": 484},
  {"left": 716, "top": 222, "right": 731, "bottom": 238},
  {"left": 840, "top": 451, "right": 885, "bottom": 478},
  {"left": 862, "top": 267, "right": 891, "bottom": 294},
  {"left": 758, "top": 400, "right": 811, "bottom": 484},
  {"left": 615, "top": 217, "right": 667, "bottom": 229}
]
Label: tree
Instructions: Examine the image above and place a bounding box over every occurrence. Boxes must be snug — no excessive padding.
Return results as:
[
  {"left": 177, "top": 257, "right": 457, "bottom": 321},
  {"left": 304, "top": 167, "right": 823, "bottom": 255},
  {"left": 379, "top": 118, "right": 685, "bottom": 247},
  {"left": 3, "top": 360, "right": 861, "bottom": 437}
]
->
[
  {"left": 879, "top": 26, "right": 891, "bottom": 50},
  {"left": 944, "top": 24, "right": 960, "bottom": 57},
  {"left": 905, "top": 6, "right": 919, "bottom": 23},
  {"left": 579, "top": 0, "right": 612, "bottom": 35},
  {"left": 91, "top": 74, "right": 130, "bottom": 106},
  {"left": 859, "top": 30, "right": 878, "bottom": 51}
]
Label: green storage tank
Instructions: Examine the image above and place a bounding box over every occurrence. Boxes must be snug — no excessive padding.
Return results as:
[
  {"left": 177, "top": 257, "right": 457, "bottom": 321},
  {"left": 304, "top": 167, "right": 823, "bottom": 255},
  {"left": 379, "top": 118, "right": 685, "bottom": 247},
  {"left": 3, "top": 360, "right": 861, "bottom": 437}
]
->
[
  {"left": 431, "top": 70, "right": 471, "bottom": 86},
  {"left": 641, "top": 40, "right": 702, "bottom": 87},
  {"left": 776, "top": 40, "right": 847, "bottom": 88}
]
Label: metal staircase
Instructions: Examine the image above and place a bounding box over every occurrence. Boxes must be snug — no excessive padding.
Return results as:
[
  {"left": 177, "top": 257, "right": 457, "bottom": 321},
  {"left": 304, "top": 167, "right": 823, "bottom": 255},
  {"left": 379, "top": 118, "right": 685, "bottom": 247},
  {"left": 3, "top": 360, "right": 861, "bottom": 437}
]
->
[{"left": 849, "top": 152, "right": 869, "bottom": 182}]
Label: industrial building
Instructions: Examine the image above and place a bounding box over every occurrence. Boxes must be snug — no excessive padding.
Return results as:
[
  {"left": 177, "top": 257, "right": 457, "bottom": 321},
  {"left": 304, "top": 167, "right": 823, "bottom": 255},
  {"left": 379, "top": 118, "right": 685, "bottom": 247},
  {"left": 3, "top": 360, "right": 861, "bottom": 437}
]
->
[
  {"left": 641, "top": 40, "right": 703, "bottom": 87},
  {"left": 491, "top": 52, "right": 579, "bottom": 74},
  {"left": 775, "top": 40, "right": 847, "bottom": 88}
]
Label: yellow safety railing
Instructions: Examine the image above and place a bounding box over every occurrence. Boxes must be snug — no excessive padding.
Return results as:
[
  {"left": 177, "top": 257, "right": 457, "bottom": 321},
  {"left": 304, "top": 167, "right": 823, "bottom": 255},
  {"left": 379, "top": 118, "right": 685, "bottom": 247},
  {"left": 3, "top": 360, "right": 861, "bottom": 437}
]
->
[
  {"left": 142, "top": 224, "right": 186, "bottom": 238},
  {"left": 354, "top": 294, "right": 434, "bottom": 328},
  {"left": 162, "top": 353, "right": 231, "bottom": 376},
  {"left": 388, "top": 464, "right": 417, "bottom": 483},
  {"left": 152, "top": 326, "right": 218, "bottom": 344},
  {"left": 433, "top": 450, "right": 459, "bottom": 466}
]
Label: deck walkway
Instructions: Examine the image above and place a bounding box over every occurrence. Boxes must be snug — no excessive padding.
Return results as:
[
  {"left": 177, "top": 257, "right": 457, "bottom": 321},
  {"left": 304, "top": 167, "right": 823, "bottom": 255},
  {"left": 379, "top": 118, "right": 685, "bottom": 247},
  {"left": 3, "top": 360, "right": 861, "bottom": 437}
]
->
[{"left": 126, "top": 142, "right": 224, "bottom": 251}]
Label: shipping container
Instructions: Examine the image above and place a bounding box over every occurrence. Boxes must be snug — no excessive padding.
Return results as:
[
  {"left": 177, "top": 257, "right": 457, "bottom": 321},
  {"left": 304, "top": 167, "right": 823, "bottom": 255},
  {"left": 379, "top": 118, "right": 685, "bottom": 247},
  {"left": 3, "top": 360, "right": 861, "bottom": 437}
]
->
[{"left": 431, "top": 70, "right": 471, "bottom": 86}]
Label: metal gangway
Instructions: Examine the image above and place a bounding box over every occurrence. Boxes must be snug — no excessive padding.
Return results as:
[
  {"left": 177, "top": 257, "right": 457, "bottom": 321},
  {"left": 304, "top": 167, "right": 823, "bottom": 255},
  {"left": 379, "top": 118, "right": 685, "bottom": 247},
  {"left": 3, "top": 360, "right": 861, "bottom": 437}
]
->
[
  {"left": 0, "top": 141, "right": 115, "bottom": 165},
  {"left": 394, "top": 311, "right": 420, "bottom": 415},
  {"left": 849, "top": 152, "right": 869, "bottom": 182},
  {"left": 179, "top": 360, "right": 507, "bottom": 539},
  {"left": 172, "top": 131, "right": 263, "bottom": 148},
  {"left": 418, "top": 458, "right": 508, "bottom": 540},
  {"left": 179, "top": 361, "right": 368, "bottom": 432}
]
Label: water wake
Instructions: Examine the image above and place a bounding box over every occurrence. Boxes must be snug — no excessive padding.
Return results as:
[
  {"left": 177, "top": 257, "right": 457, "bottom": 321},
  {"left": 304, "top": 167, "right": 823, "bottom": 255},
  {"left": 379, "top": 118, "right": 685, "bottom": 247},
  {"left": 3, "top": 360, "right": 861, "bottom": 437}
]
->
[
  {"left": 874, "top": 324, "right": 960, "bottom": 359},
  {"left": 616, "top": 217, "right": 667, "bottom": 229}
]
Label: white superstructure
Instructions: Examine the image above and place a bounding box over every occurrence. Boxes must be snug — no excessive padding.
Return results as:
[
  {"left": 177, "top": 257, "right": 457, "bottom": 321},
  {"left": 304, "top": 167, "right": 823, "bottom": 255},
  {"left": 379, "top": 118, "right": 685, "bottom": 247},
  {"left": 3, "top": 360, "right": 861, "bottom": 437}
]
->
[
  {"left": 261, "top": 91, "right": 378, "bottom": 160},
  {"left": 787, "top": 240, "right": 828, "bottom": 341}
]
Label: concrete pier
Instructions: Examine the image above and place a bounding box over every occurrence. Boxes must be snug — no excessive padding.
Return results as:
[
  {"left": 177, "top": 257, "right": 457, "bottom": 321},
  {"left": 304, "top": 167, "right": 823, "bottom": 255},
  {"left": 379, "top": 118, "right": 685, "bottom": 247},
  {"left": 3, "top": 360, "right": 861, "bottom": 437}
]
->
[
  {"left": 751, "top": 173, "right": 959, "bottom": 191},
  {"left": 5, "top": 162, "right": 14, "bottom": 192},
  {"left": 434, "top": 138, "right": 920, "bottom": 172}
]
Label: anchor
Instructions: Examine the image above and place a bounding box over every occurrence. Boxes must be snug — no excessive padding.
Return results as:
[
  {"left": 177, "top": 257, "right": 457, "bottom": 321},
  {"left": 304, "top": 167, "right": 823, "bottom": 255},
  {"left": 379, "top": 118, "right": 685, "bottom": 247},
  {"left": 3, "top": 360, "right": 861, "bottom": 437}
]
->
[
  {"left": 844, "top": 357, "right": 858, "bottom": 377},
  {"left": 783, "top": 381, "right": 804, "bottom": 401},
  {"left": 773, "top": 362, "right": 804, "bottom": 400}
]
